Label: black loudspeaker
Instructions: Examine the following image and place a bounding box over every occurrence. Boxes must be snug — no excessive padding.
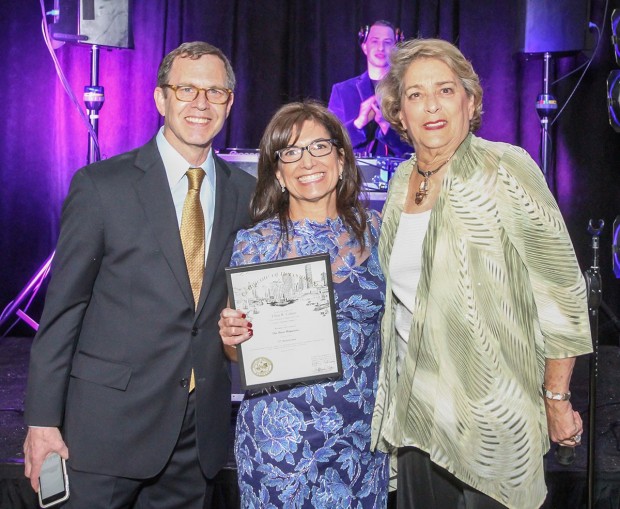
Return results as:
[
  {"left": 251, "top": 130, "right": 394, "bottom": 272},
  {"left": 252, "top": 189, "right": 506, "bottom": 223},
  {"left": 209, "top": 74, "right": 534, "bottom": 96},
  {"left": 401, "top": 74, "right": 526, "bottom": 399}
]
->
[
  {"left": 516, "top": 0, "right": 589, "bottom": 54},
  {"left": 51, "top": 0, "right": 133, "bottom": 49}
]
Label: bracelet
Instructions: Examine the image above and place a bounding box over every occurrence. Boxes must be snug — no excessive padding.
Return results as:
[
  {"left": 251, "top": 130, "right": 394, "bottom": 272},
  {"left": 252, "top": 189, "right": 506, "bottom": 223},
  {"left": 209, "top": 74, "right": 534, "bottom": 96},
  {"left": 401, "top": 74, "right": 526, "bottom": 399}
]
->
[{"left": 541, "top": 384, "right": 571, "bottom": 401}]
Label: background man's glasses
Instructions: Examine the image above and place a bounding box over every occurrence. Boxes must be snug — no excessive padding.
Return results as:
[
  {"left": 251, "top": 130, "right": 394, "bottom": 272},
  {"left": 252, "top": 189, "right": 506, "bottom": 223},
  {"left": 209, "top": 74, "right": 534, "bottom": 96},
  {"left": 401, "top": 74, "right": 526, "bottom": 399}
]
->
[
  {"left": 162, "top": 84, "right": 232, "bottom": 104},
  {"left": 275, "top": 139, "right": 338, "bottom": 163}
]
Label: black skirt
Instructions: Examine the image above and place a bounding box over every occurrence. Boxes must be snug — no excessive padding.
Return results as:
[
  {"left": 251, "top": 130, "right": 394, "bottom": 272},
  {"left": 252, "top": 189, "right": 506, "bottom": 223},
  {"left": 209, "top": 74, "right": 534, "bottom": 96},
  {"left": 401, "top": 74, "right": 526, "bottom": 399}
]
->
[{"left": 397, "top": 447, "right": 509, "bottom": 509}]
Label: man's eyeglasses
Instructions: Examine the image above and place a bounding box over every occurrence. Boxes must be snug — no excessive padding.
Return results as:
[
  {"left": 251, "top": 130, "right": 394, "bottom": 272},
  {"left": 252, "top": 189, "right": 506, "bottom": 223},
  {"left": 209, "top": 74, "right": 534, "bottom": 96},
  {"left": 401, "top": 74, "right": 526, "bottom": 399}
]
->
[
  {"left": 162, "top": 84, "right": 232, "bottom": 104},
  {"left": 275, "top": 139, "right": 338, "bottom": 164}
]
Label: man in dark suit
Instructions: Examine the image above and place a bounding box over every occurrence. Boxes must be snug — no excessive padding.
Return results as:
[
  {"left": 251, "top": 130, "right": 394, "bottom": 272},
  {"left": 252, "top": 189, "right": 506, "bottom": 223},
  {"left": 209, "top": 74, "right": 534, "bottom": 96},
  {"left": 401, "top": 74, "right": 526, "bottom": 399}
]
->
[
  {"left": 23, "top": 41, "right": 255, "bottom": 508},
  {"left": 328, "top": 20, "right": 412, "bottom": 158}
]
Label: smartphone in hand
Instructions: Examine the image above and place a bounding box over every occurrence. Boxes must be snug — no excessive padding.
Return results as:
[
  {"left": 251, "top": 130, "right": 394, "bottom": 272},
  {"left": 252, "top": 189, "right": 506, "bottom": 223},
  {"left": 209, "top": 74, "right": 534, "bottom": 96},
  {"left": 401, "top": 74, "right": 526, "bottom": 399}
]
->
[{"left": 38, "top": 453, "right": 69, "bottom": 508}]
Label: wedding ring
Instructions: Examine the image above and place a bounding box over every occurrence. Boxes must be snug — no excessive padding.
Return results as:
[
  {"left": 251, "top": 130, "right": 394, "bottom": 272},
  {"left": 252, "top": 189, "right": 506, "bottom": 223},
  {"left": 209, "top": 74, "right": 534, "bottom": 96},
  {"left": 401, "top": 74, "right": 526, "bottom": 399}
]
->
[{"left": 572, "top": 434, "right": 582, "bottom": 443}]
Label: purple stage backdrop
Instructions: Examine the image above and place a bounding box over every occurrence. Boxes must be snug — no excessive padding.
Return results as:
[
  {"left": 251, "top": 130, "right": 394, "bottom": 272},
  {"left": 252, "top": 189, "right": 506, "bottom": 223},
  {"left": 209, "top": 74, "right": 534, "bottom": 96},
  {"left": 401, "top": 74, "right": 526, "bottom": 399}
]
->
[{"left": 1, "top": 0, "right": 619, "bottom": 338}]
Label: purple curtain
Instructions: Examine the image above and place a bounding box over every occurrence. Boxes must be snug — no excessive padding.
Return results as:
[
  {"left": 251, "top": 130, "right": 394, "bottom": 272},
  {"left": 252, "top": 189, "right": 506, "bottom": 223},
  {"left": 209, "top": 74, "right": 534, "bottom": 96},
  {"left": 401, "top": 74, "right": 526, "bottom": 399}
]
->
[{"left": 1, "top": 0, "right": 619, "bottom": 337}]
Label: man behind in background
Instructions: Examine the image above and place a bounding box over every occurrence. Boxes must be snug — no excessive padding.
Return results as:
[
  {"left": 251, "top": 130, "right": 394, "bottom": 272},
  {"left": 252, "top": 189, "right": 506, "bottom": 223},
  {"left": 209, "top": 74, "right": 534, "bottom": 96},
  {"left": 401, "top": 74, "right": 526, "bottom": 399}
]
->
[{"left": 328, "top": 20, "right": 412, "bottom": 158}]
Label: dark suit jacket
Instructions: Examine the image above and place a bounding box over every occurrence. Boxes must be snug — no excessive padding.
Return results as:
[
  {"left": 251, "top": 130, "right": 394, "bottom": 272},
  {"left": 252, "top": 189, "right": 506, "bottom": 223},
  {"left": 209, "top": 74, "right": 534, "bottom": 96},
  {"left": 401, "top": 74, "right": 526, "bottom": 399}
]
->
[
  {"left": 328, "top": 71, "right": 412, "bottom": 158},
  {"left": 24, "top": 137, "right": 256, "bottom": 479}
]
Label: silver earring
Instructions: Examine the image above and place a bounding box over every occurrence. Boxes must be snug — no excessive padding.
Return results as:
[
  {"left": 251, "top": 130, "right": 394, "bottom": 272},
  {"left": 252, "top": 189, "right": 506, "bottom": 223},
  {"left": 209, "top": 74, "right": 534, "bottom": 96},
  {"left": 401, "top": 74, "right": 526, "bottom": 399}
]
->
[
  {"left": 281, "top": 183, "right": 286, "bottom": 193},
  {"left": 339, "top": 172, "right": 343, "bottom": 180}
]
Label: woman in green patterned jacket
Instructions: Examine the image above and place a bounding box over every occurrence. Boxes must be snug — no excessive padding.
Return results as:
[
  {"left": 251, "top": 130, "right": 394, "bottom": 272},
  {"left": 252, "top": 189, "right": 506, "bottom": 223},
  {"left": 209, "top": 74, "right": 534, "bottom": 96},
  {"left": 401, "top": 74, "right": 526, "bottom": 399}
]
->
[{"left": 370, "top": 38, "right": 592, "bottom": 509}]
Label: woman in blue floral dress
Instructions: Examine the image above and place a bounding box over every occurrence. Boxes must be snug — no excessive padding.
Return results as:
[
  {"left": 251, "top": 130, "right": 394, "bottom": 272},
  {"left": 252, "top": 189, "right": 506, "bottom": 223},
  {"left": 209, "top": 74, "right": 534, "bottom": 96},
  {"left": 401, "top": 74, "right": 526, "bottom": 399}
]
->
[{"left": 219, "top": 101, "right": 389, "bottom": 508}]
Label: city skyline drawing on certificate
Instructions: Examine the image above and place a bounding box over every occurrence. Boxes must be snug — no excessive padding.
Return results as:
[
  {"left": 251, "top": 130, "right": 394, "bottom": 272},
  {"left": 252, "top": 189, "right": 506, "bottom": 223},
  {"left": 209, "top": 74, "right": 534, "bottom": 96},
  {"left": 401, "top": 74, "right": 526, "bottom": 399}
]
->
[{"left": 229, "top": 259, "right": 330, "bottom": 317}]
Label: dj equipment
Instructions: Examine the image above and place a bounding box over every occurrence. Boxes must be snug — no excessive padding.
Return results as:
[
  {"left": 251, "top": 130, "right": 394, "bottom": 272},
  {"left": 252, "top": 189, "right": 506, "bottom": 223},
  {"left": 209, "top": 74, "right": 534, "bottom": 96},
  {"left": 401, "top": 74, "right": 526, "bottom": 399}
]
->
[
  {"left": 356, "top": 156, "right": 403, "bottom": 190},
  {"left": 217, "top": 149, "right": 259, "bottom": 177},
  {"left": 356, "top": 157, "right": 399, "bottom": 212}
]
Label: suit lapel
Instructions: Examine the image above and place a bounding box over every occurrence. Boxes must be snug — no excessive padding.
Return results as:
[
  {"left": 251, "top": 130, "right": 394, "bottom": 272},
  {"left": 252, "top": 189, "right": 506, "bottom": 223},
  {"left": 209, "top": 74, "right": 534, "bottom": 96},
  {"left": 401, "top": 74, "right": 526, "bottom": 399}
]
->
[
  {"left": 356, "top": 72, "right": 374, "bottom": 102},
  {"left": 356, "top": 72, "right": 378, "bottom": 152},
  {"left": 134, "top": 139, "right": 194, "bottom": 309},
  {"left": 195, "top": 156, "right": 239, "bottom": 313}
]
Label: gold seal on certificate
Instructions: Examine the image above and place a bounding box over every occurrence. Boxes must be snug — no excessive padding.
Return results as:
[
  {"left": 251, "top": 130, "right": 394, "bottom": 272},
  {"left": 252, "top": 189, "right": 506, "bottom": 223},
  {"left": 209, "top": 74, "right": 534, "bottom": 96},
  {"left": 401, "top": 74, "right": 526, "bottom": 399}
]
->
[
  {"left": 251, "top": 357, "right": 273, "bottom": 377},
  {"left": 225, "top": 253, "right": 342, "bottom": 391}
]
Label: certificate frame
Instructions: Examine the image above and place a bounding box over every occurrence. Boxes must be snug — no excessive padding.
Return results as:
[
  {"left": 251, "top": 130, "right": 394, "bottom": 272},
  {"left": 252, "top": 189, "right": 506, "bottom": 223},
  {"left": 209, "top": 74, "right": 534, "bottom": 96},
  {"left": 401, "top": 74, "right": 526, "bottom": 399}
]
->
[{"left": 225, "top": 253, "right": 342, "bottom": 391}]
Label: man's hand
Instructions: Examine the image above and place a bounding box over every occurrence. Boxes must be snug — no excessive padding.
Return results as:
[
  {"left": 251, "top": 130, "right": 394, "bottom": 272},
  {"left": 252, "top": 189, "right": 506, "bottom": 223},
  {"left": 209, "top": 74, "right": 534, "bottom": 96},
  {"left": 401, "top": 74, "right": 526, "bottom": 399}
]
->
[
  {"left": 371, "top": 101, "right": 390, "bottom": 135},
  {"left": 23, "top": 427, "right": 69, "bottom": 492},
  {"left": 353, "top": 95, "right": 378, "bottom": 130}
]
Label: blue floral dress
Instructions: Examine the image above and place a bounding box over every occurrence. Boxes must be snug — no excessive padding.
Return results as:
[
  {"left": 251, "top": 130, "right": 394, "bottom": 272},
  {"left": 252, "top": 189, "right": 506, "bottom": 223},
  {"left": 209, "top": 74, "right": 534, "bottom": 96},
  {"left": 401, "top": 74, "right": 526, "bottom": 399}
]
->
[{"left": 230, "top": 210, "right": 388, "bottom": 509}]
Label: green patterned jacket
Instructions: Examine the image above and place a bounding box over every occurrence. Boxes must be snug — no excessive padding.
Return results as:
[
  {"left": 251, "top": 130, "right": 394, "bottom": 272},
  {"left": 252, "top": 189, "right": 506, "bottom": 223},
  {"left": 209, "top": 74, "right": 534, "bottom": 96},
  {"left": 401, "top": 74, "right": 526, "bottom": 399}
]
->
[{"left": 371, "top": 133, "right": 592, "bottom": 509}]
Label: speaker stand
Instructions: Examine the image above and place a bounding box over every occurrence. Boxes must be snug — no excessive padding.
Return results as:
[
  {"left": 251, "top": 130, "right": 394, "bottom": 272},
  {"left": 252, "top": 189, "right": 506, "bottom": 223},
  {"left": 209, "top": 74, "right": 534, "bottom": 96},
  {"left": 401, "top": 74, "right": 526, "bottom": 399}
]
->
[
  {"left": 0, "top": 46, "right": 103, "bottom": 335},
  {"left": 536, "top": 52, "right": 558, "bottom": 184}
]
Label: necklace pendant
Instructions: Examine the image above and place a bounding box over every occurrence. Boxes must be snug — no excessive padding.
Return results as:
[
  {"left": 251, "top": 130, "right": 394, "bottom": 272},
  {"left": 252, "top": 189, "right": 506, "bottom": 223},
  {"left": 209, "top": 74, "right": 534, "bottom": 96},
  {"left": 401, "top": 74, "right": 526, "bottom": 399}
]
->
[{"left": 414, "top": 176, "right": 429, "bottom": 205}]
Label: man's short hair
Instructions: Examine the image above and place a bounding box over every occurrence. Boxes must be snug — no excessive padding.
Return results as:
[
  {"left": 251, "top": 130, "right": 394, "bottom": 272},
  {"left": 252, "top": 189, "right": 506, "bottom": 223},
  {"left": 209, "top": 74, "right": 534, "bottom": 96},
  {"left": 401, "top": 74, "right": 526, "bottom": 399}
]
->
[
  {"left": 359, "top": 20, "right": 397, "bottom": 44},
  {"left": 157, "top": 41, "right": 236, "bottom": 91}
]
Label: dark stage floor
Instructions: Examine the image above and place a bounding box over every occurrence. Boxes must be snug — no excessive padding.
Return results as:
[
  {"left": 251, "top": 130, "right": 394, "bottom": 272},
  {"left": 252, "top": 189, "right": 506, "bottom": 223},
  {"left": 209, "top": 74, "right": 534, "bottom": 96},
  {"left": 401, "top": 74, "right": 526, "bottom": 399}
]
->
[
  {"left": 0, "top": 337, "right": 37, "bottom": 508},
  {"left": 1, "top": 336, "right": 620, "bottom": 508}
]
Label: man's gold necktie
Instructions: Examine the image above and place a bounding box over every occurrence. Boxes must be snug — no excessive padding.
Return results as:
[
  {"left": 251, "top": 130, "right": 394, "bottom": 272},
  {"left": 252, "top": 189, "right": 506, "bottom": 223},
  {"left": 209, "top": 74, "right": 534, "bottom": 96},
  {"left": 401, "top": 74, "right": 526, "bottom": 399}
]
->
[{"left": 180, "top": 167, "right": 205, "bottom": 391}]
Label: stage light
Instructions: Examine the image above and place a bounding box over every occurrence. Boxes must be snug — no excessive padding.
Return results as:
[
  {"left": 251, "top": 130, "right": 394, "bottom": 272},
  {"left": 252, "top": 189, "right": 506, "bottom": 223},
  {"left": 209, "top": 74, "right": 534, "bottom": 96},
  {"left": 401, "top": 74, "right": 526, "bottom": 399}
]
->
[
  {"left": 612, "top": 9, "right": 620, "bottom": 66},
  {"left": 608, "top": 71, "right": 620, "bottom": 132},
  {"left": 613, "top": 216, "right": 620, "bottom": 278},
  {"left": 607, "top": 71, "right": 620, "bottom": 133},
  {"left": 608, "top": 10, "right": 620, "bottom": 132}
]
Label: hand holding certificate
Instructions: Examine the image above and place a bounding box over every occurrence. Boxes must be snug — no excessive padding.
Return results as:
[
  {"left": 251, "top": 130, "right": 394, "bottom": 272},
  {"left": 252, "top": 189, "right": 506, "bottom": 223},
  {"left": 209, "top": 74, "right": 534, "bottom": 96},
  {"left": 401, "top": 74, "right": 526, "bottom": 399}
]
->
[{"left": 225, "top": 253, "right": 342, "bottom": 391}]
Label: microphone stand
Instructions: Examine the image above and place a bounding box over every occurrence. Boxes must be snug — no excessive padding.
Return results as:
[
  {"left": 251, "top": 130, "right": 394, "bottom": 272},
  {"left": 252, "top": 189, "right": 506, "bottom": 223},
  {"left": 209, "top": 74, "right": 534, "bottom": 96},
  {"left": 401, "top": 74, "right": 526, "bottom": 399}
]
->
[
  {"left": 0, "top": 46, "right": 103, "bottom": 335},
  {"left": 584, "top": 219, "right": 604, "bottom": 509}
]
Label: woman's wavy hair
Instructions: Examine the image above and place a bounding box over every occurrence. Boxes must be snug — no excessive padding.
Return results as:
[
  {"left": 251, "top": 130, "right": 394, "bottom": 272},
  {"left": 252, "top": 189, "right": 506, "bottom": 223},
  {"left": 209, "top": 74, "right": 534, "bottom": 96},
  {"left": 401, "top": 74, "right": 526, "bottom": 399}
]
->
[
  {"left": 251, "top": 100, "right": 367, "bottom": 248},
  {"left": 377, "top": 38, "right": 483, "bottom": 142}
]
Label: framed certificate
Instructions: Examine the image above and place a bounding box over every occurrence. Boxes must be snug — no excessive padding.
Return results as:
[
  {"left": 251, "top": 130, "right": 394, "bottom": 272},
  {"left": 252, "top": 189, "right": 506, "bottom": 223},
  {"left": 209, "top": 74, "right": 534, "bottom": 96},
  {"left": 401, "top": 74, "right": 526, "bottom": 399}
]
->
[{"left": 225, "top": 253, "right": 342, "bottom": 391}]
